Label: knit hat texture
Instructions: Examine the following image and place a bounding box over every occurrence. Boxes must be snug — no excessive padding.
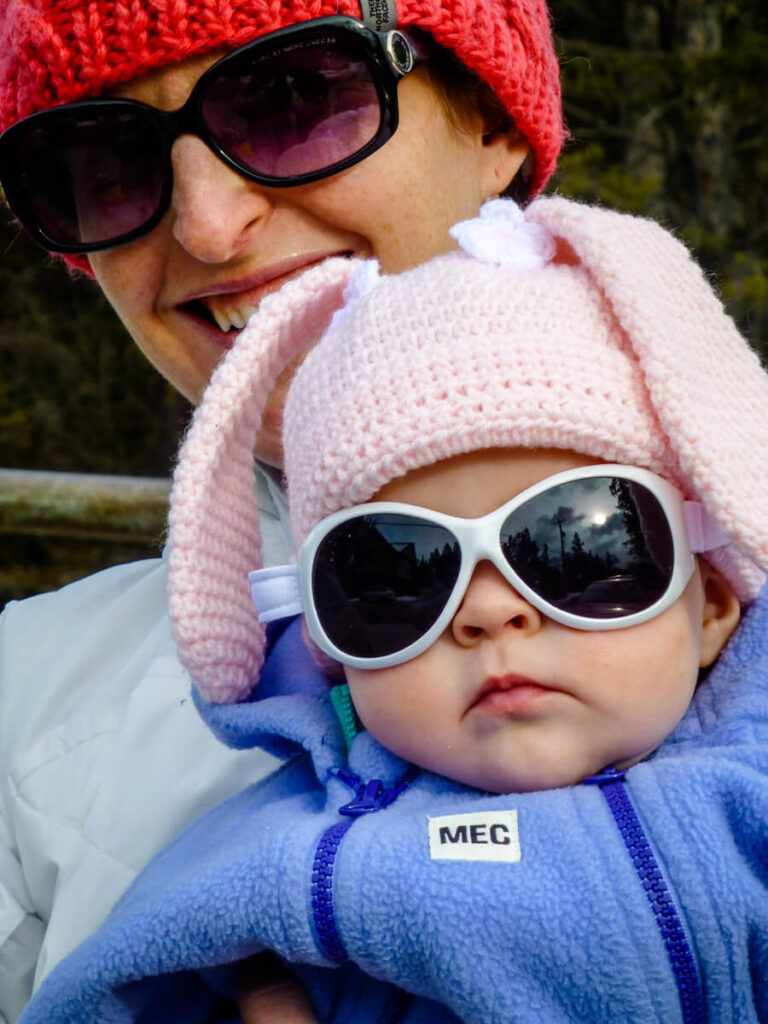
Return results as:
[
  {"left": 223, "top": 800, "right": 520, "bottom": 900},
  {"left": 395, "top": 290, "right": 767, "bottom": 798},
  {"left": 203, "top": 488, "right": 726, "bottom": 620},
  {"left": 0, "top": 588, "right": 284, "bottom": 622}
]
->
[
  {"left": 168, "top": 197, "right": 768, "bottom": 703},
  {"left": 1, "top": 0, "right": 563, "bottom": 272}
]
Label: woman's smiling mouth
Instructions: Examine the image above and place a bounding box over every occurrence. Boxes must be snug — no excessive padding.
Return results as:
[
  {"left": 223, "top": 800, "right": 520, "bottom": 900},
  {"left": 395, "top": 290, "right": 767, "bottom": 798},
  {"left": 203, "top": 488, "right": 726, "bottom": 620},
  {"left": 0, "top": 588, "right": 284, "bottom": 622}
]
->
[{"left": 179, "top": 251, "right": 355, "bottom": 337}]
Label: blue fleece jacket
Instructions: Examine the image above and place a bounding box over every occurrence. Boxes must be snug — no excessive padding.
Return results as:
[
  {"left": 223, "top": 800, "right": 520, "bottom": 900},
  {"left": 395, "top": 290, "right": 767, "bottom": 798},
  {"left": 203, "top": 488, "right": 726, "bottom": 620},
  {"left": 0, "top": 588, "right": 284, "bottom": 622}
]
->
[{"left": 19, "top": 587, "right": 768, "bottom": 1023}]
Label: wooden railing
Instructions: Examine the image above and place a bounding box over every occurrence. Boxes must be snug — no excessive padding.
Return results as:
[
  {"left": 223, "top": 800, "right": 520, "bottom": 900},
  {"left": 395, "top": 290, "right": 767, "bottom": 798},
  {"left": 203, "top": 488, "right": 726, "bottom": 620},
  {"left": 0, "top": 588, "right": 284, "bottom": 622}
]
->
[{"left": 0, "top": 469, "right": 170, "bottom": 543}]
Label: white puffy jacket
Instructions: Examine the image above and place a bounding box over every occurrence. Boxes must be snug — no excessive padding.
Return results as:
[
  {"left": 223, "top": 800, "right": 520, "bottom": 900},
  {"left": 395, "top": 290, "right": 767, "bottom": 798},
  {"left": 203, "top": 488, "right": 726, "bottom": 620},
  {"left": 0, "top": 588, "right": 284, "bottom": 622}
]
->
[{"left": 0, "top": 470, "right": 289, "bottom": 1022}]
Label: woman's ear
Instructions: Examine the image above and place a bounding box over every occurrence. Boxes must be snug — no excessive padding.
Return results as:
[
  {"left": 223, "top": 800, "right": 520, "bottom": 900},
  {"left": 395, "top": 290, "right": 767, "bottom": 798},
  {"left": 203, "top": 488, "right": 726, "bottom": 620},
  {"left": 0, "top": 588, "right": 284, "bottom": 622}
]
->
[
  {"left": 699, "top": 562, "right": 741, "bottom": 667},
  {"left": 478, "top": 133, "right": 529, "bottom": 199}
]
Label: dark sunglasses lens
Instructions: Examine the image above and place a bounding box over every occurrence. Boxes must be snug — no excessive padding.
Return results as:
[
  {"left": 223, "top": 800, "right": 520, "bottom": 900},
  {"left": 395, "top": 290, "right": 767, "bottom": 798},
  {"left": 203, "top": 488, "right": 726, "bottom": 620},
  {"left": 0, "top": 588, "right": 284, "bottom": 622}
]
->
[
  {"left": 202, "top": 31, "right": 383, "bottom": 179},
  {"left": 500, "top": 477, "right": 674, "bottom": 619},
  {"left": 313, "top": 514, "right": 461, "bottom": 659},
  {"left": 13, "top": 110, "right": 165, "bottom": 247}
]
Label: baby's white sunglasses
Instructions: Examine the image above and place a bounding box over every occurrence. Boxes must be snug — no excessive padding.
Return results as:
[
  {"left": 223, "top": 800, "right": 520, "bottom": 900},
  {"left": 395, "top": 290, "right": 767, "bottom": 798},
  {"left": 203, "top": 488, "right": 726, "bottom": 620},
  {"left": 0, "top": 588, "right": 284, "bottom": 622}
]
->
[{"left": 251, "top": 465, "right": 730, "bottom": 670}]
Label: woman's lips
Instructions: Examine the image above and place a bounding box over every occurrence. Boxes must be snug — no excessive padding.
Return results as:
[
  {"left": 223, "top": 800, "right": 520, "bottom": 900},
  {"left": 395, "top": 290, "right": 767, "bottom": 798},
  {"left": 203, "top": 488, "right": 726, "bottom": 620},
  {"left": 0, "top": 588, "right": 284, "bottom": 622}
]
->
[
  {"left": 469, "top": 674, "right": 558, "bottom": 716},
  {"left": 179, "top": 251, "right": 353, "bottom": 340}
]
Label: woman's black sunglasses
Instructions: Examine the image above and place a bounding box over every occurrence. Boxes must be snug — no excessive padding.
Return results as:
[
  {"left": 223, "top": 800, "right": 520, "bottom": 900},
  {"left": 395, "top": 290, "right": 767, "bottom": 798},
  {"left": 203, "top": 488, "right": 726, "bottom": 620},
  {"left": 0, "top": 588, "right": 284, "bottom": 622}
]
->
[{"left": 0, "top": 17, "right": 422, "bottom": 254}]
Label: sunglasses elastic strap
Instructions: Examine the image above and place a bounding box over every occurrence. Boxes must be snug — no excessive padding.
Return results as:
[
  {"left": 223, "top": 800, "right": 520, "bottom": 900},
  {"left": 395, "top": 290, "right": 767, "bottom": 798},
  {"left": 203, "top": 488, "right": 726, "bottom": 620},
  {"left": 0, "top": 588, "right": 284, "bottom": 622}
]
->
[
  {"left": 682, "top": 501, "right": 730, "bottom": 553},
  {"left": 250, "top": 564, "right": 304, "bottom": 623}
]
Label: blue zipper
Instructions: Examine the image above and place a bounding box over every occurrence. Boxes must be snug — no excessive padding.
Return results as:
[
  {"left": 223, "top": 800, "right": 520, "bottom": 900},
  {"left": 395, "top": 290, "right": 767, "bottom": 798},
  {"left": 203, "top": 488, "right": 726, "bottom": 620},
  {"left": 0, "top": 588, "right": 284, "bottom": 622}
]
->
[
  {"left": 584, "top": 766, "right": 705, "bottom": 1023},
  {"left": 311, "top": 766, "right": 419, "bottom": 966}
]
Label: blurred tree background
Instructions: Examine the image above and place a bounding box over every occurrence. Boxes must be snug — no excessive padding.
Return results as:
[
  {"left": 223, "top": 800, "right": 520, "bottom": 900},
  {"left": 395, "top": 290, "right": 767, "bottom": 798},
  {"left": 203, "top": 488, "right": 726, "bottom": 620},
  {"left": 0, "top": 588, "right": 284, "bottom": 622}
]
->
[
  {"left": 551, "top": 0, "right": 767, "bottom": 347},
  {"left": 1, "top": 0, "right": 766, "bottom": 607}
]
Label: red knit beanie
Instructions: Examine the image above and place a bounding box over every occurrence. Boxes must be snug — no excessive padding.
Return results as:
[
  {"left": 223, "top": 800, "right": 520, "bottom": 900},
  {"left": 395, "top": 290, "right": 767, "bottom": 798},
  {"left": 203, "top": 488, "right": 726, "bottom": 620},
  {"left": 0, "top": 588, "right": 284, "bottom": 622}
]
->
[{"left": 1, "top": 0, "right": 563, "bottom": 271}]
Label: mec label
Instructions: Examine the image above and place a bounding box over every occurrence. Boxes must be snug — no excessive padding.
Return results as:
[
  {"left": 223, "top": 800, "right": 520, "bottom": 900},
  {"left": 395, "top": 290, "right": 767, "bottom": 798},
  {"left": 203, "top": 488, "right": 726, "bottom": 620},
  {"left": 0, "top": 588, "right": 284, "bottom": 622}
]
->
[{"left": 428, "top": 810, "right": 520, "bottom": 863}]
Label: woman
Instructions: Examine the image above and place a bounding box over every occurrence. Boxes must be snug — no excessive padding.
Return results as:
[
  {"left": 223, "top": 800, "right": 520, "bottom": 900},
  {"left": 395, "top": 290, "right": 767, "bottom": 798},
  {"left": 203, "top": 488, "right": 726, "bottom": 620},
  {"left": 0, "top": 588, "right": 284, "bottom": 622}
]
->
[{"left": 0, "top": 0, "right": 562, "bottom": 1017}]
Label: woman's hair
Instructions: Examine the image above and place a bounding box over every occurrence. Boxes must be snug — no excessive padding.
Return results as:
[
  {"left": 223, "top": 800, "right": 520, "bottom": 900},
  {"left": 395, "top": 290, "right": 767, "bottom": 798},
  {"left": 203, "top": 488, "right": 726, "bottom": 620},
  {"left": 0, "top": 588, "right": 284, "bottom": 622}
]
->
[{"left": 422, "top": 37, "right": 531, "bottom": 204}]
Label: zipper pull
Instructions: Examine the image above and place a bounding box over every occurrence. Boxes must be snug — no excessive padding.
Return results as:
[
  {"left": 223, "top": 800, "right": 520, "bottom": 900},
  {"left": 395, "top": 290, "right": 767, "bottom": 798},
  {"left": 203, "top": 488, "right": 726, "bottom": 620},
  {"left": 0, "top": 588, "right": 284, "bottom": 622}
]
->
[
  {"left": 339, "top": 778, "right": 386, "bottom": 816},
  {"left": 582, "top": 764, "right": 627, "bottom": 787},
  {"left": 330, "top": 766, "right": 420, "bottom": 817}
]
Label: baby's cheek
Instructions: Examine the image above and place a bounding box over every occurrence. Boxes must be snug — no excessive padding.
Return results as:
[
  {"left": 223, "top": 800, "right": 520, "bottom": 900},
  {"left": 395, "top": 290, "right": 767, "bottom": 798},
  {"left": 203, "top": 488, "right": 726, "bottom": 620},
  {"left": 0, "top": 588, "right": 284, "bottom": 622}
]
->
[
  {"left": 574, "top": 611, "right": 700, "bottom": 706},
  {"left": 346, "top": 667, "right": 421, "bottom": 744},
  {"left": 650, "top": 610, "right": 703, "bottom": 677},
  {"left": 346, "top": 659, "right": 457, "bottom": 770}
]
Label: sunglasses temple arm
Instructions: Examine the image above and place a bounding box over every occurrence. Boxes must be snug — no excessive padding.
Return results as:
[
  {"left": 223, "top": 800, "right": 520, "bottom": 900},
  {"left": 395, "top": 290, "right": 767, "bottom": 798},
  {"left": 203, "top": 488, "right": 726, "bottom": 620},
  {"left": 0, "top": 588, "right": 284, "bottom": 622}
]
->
[
  {"left": 249, "top": 564, "right": 304, "bottom": 623},
  {"left": 403, "top": 31, "right": 431, "bottom": 66},
  {"left": 683, "top": 501, "right": 731, "bottom": 553}
]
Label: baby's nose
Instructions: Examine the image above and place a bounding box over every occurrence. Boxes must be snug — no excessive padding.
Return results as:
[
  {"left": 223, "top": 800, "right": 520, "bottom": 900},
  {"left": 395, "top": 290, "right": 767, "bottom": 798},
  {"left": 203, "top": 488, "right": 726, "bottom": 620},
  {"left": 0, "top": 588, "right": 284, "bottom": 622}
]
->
[{"left": 451, "top": 562, "right": 543, "bottom": 646}]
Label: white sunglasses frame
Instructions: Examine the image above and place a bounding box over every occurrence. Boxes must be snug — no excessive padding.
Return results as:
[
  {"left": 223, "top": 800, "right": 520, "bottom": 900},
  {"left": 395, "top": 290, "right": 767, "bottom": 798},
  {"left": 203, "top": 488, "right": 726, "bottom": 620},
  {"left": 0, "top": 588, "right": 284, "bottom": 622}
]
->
[{"left": 252, "top": 465, "right": 729, "bottom": 671}]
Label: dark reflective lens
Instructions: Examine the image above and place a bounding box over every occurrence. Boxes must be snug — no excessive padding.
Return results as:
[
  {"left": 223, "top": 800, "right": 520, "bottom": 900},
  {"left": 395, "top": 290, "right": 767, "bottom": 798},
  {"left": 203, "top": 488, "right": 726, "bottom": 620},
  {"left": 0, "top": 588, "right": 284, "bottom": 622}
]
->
[
  {"left": 13, "top": 110, "right": 167, "bottom": 247},
  {"left": 202, "top": 34, "right": 382, "bottom": 179},
  {"left": 500, "top": 477, "right": 674, "bottom": 618},
  {"left": 313, "top": 514, "right": 461, "bottom": 658}
]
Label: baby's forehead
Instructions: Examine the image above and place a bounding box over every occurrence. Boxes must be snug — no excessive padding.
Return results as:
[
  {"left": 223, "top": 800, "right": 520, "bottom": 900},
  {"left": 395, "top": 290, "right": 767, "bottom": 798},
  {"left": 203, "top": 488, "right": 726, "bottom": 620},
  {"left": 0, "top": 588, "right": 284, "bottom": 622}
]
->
[{"left": 368, "top": 447, "right": 608, "bottom": 518}]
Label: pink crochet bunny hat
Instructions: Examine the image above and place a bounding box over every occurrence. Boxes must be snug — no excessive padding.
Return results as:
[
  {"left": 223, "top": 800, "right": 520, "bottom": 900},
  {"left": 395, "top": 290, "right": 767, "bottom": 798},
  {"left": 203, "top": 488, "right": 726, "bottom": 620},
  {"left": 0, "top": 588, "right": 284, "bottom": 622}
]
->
[{"left": 168, "top": 197, "right": 768, "bottom": 703}]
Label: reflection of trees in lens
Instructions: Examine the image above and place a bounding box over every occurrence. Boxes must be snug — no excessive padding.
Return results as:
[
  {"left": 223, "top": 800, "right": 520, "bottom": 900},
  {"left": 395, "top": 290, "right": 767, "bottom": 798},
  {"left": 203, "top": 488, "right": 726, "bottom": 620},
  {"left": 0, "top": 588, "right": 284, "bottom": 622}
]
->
[
  {"left": 426, "top": 541, "right": 462, "bottom": 588},
  {"left": 502, "top": 522, "right": 621, "bottom": 603},
  {"left": 609, "top": 479, "right": 652, "bottom": 563},
  {"left": 566, "top": 530, "right": 620, "bottom": 596},
  {"left": 315, "top": 516, "right": 460, "bottom": 658},
  {"left": 608, "top": 479, "right": 672, "bottom": 587},
  {"left": 502, "top": 527, "right": 576, "bottom": 601},
  {"left": 319, "top": 518, "right": 461, "bottom": 594},
  {"left": 500, "top": 479, "right": 673, "bottom": 612}
]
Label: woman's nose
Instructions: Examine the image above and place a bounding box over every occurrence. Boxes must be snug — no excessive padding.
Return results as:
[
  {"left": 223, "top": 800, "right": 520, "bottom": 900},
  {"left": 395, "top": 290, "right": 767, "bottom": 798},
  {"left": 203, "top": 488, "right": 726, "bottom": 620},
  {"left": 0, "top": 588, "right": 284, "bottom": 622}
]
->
[
  {"left": 169, "top": 135, "right": 274, "bottom": 262},
  {"left": 451, "top": 562, "right": 543, "bottom": 646}
]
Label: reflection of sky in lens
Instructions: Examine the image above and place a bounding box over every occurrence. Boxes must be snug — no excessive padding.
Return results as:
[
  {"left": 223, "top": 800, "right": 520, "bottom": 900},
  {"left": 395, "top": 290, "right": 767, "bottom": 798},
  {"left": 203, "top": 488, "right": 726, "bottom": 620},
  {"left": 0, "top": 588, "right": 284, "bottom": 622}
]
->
[
  {"left": 206, "top": 41, "right": 379, "bottom": 176},
  {"left": 372, "top": 482, "right": 636, "bottom": 565},
  {"left": 370, "top": 516, "right": 455, "bottom": 560},
  {"left": 505, "top": 479, "right": 632, "bottom": 566},
  {"left": 363, "top": 480, "right": 664, "bottom": 574}
]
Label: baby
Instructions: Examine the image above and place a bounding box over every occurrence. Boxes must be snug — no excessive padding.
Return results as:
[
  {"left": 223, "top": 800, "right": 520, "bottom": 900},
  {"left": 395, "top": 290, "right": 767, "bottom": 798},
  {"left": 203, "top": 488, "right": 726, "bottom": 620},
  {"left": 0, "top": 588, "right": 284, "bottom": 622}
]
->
[{"left": 19, "top": 199, "right": 768, "bottom": 1023}]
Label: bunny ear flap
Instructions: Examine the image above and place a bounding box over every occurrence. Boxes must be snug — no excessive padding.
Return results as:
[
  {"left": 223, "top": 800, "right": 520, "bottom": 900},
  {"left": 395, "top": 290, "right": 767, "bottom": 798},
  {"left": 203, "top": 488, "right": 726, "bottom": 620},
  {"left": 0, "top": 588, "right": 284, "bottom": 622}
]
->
[
  {"left": 167, "top": 257, "right": 364, "bottom": 703},
  {"left": 527, "top": 198, "right": 768, "bottom": 601}
]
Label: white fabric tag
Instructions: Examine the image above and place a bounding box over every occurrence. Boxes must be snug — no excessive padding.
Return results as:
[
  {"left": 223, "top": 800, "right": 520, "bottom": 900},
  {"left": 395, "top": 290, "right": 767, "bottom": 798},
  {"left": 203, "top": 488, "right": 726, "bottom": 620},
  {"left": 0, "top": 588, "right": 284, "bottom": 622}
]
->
[{"left": 428, "top": 810, "right": 521, "bottom": 863}]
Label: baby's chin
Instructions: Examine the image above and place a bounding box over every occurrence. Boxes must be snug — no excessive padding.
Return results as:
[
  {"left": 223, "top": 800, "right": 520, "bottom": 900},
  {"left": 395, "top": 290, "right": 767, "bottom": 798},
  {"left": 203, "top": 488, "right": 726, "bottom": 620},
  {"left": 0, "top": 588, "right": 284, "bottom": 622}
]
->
[
  {"left": 438, "top": 752, "right": 648, "bottom": 795},
  {"left": 613, "top": 747, "right": 656, "bottom": 772}
]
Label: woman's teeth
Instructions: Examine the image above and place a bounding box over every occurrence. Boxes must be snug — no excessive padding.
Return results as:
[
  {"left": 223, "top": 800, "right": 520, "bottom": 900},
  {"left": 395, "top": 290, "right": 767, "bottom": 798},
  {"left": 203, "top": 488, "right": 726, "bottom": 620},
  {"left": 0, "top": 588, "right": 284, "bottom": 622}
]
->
[{"left": 209, "top": 303, "right": 260, "bottom": 332}]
